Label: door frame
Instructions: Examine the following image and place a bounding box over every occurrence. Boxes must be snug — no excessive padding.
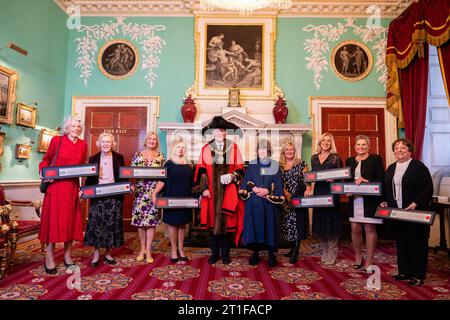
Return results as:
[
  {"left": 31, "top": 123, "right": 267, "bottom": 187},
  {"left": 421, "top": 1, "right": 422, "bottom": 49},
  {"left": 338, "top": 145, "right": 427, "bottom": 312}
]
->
[
  {"left": 71, "top": 96, "right": 160, "bottom": 140},
  {"left": 309, "top": 96, "right": 398, "bottom": 166}
]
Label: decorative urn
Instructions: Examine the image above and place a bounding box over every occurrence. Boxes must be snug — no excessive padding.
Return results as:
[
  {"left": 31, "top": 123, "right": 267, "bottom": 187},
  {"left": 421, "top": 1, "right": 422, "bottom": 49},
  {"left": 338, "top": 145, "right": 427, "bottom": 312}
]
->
[
  {"left": 273, "top": 95, "right": 288, "bottom": 124},
  {"left": 181, "top": 95, "right": 197, "bottom": 123}
]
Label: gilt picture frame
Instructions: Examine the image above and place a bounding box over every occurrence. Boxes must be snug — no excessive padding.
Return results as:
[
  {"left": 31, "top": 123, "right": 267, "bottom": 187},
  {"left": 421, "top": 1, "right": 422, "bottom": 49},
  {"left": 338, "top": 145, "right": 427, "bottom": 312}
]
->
[
  {"left": 0, "top": 65, "right": 18, "bottom": 124},
  {"left": 330, "top": 40, "right": 373, "bottom": 82},
  {"left": 195, "top": 15, "right": 275, "bottom": 98},
  {"left": 98, "top": 39, "right": 140, "bottom": 80},
  {"left": 15, "top": 144, "right": 32, "bottom": 159},
  {"left": 37, "top": 129, "right": 59, "bottom": 153},
  {"left": 16, "top": 103, "right": 37, "bottom": 128}
]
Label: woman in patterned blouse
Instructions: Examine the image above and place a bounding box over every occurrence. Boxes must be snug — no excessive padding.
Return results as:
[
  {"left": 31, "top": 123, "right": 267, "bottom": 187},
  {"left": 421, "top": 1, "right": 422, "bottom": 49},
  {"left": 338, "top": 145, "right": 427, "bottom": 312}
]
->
[{"left": 130, "top": 132, "right": 165, "bottom": 263}]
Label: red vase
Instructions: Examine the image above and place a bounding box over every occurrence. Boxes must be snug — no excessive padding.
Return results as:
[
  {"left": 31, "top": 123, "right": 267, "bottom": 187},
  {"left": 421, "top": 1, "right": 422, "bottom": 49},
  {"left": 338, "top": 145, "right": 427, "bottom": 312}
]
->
[
  {"left": 273, "top": 96, "right": 288, "bottom": 124},
  {"left": 181, "top": 95, "right": 197, "bottom": 123}
]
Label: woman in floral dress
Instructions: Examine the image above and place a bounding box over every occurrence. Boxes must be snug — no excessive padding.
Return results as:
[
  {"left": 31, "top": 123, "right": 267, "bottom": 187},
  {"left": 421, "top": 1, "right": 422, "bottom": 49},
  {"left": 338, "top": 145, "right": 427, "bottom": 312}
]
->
[
  {"left": 280, "top": 142, "right": 311, "bottom": 264},
  {"left": 131, "top": 132, "right": 165, "bottom": 263}
]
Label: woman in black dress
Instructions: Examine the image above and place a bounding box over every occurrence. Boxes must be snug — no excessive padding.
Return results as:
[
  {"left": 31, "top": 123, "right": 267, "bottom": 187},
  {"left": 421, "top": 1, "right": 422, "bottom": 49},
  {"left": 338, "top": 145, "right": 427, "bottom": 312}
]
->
[
  {"left": 280, "top": 141, "right": 311, "bottom": 264},
  {"left": 83, "top": 133, "right": 125, "bottom": 267},
  {"left": 380, "top": 138, "right": 433, "bottom": 286},
  {"left": 309, "top": 133, "right": 343, "bottom": 266},
  {"left": 153, "top": 138, "right": 194, "bottom": 263},
  {"left": 345, "top": 135, "right": 385, "bottom": 270}
]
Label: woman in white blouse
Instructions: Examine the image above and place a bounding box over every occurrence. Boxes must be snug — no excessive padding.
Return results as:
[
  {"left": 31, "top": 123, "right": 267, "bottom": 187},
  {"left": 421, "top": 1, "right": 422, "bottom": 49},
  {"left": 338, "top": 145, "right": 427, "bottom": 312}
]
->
[{"left": 380, "top": 138, "right": 433, "bottom": 286}]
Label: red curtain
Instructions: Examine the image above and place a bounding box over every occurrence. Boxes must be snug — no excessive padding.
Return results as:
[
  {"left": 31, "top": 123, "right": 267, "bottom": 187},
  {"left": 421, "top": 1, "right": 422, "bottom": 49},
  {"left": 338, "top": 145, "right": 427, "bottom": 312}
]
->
[
  {"left": 437, "top": 41, "right": 450, "bottom": 106},
  {"left": 399, "top": 44, "right": 429, "bottom": 159},
  {"left": 385, "top": 0, "right": 450, "bottom": 159}
]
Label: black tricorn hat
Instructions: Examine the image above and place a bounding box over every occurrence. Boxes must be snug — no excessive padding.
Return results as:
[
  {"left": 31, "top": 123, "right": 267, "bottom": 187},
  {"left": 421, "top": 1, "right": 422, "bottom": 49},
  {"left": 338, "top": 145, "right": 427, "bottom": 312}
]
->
[{"left": 202, "top": 116, "right": 242, "bottom": 136}]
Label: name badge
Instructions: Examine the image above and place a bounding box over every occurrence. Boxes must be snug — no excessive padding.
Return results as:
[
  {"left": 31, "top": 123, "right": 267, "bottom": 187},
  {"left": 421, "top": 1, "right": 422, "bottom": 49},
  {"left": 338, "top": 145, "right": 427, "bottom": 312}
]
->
[
  {"left": 375, "top": 207, "right": 436, "bottom": 225},
  {"left": 42, "top": 164, "right": 98, "bottom": 180},
  {"left": 291, "top": 196, "right": 334, "bottom": 208},
  {"left": 304, "top": 167, "right": 351, "bottom": 182},
  {"left": 119, "top": 166, "right": 167, "bottom": 179},
  {"left": 155, "top": 197, "right": 200, "bottom": 209},
  {"left": 330, "top": 182, "right": 382, "bottom": 196},
  {"left": 81, "top": 182, "right": 132, "bottom": 199}
]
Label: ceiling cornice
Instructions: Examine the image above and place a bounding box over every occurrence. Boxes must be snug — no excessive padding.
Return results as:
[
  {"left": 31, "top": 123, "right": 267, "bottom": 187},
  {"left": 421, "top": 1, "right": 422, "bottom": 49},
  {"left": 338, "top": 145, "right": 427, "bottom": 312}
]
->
[{"left": 54, "top": 0, "right": 413, "bottom": 18}]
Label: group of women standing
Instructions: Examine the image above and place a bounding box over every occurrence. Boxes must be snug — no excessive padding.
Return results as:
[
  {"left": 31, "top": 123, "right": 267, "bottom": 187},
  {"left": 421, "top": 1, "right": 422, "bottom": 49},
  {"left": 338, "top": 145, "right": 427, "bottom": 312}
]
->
[
  {"left": 39, "top": 117, "right": 434, "bottom": 286},
  {"left": 39, "top": 117, "right": 192, "bottom": 273}
]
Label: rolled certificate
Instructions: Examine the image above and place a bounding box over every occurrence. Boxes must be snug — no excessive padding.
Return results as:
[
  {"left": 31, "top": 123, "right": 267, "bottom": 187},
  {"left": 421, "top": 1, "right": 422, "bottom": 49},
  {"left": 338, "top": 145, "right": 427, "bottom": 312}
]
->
[
  {"left": 80, "top": 182, "right": 132, "bottom": 199},
  {"left": 42, "top": 164, "right": 98, "bottom": 180},
  {"left": 119, "top": 166, "right": 167, "bottom": 179},
  {"left": 155, "top": 197, "right": 200, "bottom": 209},
  {"left": 330, "top": 182, "right": 382, "bottom": 196},
  {"left": 304, "top": 167, "right": 351, "bottom": 182},
  {"left": 375, "top": 207, "right": 436, "bottom": 225},
  {"left": 291, "top": 195, "right": 334, "bottom": 208}
]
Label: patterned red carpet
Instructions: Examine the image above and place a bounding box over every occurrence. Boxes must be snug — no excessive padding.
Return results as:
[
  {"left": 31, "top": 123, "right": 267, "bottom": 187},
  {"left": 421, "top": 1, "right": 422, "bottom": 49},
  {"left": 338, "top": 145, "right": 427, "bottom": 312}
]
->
[{"left": 0, "top": 233, "right": 449, "bottom": 300}]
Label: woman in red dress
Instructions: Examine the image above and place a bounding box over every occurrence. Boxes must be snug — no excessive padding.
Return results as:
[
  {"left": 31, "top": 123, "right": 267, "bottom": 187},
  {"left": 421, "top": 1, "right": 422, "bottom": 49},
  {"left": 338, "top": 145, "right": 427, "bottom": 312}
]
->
[{"left": 39, "top": 117, "right": 87, "bottom": 274}]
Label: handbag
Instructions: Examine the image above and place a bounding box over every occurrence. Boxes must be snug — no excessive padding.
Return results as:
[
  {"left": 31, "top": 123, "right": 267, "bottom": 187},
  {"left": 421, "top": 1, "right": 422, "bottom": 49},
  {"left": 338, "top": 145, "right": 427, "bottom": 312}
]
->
[{"left": 40, "top": 136, "right": 63, "bottom": 193}]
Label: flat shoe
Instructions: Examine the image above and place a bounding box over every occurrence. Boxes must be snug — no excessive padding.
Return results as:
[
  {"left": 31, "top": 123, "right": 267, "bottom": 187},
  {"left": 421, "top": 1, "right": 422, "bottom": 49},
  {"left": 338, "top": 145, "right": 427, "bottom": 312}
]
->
[
  {"left": 136, "top": 254, "right": 145, "bottom": 262},
  {"left": 146, "top": 256, "right": 154, "bottom": 264},
  {"left": 409, "top": 278, "right": 424, "bottom": 286},
  {"left": 393, "top": 274, "right": 411, "bottom": 281}
]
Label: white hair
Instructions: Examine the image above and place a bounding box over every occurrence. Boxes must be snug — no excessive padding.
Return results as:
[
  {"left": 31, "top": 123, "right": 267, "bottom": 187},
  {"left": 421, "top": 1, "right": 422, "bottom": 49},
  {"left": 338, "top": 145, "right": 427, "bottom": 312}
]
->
[
  {"left": 96, "top": 132, "right": 117, "bottom": 150},
  {"left": 62, "top": 116, "right": 83, "bottom": 135}
]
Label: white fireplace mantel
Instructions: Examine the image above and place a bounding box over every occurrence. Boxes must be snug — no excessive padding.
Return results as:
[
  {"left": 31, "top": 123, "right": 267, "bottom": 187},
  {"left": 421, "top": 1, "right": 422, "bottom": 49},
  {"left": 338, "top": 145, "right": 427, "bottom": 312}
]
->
[{"left": 159, "top": 109, "right": 311, "bottom": 162}]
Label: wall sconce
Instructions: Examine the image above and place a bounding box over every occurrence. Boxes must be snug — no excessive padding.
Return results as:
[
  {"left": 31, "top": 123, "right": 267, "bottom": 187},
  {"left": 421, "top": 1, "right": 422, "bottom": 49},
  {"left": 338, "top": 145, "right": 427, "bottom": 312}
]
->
[{"left": 0, "top": 42, "right": 28, "bottom": 56}]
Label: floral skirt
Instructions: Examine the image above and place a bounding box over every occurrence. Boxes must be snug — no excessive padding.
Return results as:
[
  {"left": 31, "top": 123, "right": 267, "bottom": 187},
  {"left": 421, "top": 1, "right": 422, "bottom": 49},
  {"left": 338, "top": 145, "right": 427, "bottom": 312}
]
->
[{"left": 83, "top": 197, "right": 124, "bottom": 248}]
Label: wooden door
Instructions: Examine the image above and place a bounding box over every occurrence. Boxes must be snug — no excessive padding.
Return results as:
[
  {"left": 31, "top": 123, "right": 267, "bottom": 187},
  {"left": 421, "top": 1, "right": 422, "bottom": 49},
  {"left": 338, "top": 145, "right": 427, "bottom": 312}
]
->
[
  {"left": 83, "top": 106, "right": 148, "bottom": 232},
  {"left": 321, "top": 107, "right": 386, "bottom": 165}
]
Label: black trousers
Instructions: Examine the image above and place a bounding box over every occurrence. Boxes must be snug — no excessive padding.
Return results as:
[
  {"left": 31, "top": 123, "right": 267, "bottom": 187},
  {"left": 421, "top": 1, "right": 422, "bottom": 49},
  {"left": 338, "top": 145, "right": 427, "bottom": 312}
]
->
[
  {"left": 210, "top": 233, "right": 231, "bottom": 258},
  {"left": 394, "top": 221, "right": 430, "bottom": 280}
]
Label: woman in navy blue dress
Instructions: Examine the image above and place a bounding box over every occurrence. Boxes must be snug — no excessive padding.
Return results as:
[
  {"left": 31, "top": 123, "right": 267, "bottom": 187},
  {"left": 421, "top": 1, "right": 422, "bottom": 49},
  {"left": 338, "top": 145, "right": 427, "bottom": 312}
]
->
[
  {"left": 239, "top": 139, "right": 284, "bottom": 267},
  {"left": 153, "top": 138, "right": 194, "bottom": 263}
]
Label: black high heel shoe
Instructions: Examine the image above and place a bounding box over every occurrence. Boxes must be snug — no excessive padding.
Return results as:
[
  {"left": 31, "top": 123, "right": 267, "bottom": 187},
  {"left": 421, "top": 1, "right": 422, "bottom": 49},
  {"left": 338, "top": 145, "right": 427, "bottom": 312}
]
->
[
  {"left": 352, "top": 258, "right": 364, "bottom": 270},
  {"left": 91, "top": 259, "right": 100, "bottom": 268},
  {"left": 178, "top": 250, "right": 189, "bottom": 262},
  {"left": 64, "top": 259, "right": 75, "bottom": 268},
  {"left": 171, "top": 257, "right": 180, "bottom": 263},
  {"left": 104, "top": 256, "right": 117, "bottom": 265},
  {"left": 44, "top": 262, "right": 57, "bottom": 275}
]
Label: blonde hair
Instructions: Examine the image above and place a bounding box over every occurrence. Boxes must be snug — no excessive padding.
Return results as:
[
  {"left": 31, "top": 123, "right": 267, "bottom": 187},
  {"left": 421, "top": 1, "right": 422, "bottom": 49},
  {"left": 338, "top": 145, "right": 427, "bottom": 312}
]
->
[
  {"left": 279, "top": 142, "right": 301, "bottom": 168},
  {"left": 96, "top": 132, "right": 116, "bottom": 150},
  {"left": 143, "top": 132, "right": 159, "bottom": 150},
  {"left": 62, "top": 116, "right": 82, "bottom": 135},
  {"left": 355, "top": 134, "right": 371, "bottom": 148},
  {"left": 170, "top": 137, "right": 187, "bottom": 161},
  {"left": 315, "top": 133, "right": 338, "bottom": 154}
]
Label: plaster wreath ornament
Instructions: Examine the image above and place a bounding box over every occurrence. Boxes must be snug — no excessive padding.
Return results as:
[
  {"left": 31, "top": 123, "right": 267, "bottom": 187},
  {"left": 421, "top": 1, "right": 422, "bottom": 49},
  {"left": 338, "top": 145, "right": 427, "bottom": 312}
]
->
[
  {"left": 75, "top": 17, "right": 166, "bottom": 88},
  {"left": 303, "top": 18, "right": 387, "bottom": 90}
]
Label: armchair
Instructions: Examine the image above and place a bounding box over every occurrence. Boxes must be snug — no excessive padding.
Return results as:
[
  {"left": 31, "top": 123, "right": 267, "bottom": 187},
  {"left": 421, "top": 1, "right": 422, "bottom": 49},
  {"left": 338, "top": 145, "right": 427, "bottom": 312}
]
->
[{"left": 0, "top": 185, "right": 42, "bottom": 273}]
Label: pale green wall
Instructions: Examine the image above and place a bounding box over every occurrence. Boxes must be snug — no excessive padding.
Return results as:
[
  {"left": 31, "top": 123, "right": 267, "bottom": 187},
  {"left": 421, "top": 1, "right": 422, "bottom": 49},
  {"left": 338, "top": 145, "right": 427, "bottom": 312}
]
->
[
  {"left": 1, "top": 1, "right": 391, "bottom": 181},
  {"left": 0, "top": 0, "right": 68, "bottom": 181},
  {"left": 64, "top": 16, "right": 195, "bottom": 154},
  {"left": 277, "top": 18, "right": 390, "bottom": 164},
  {"left": 65, "top": 16, "right": 389, "bottom": 166}
]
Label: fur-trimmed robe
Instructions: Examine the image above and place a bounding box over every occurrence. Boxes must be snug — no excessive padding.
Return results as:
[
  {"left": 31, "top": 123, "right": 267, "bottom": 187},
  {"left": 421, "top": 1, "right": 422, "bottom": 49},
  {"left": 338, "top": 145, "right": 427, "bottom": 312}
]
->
[{"left": 194, "top": 139, "right": 245, "bottom": 245}]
